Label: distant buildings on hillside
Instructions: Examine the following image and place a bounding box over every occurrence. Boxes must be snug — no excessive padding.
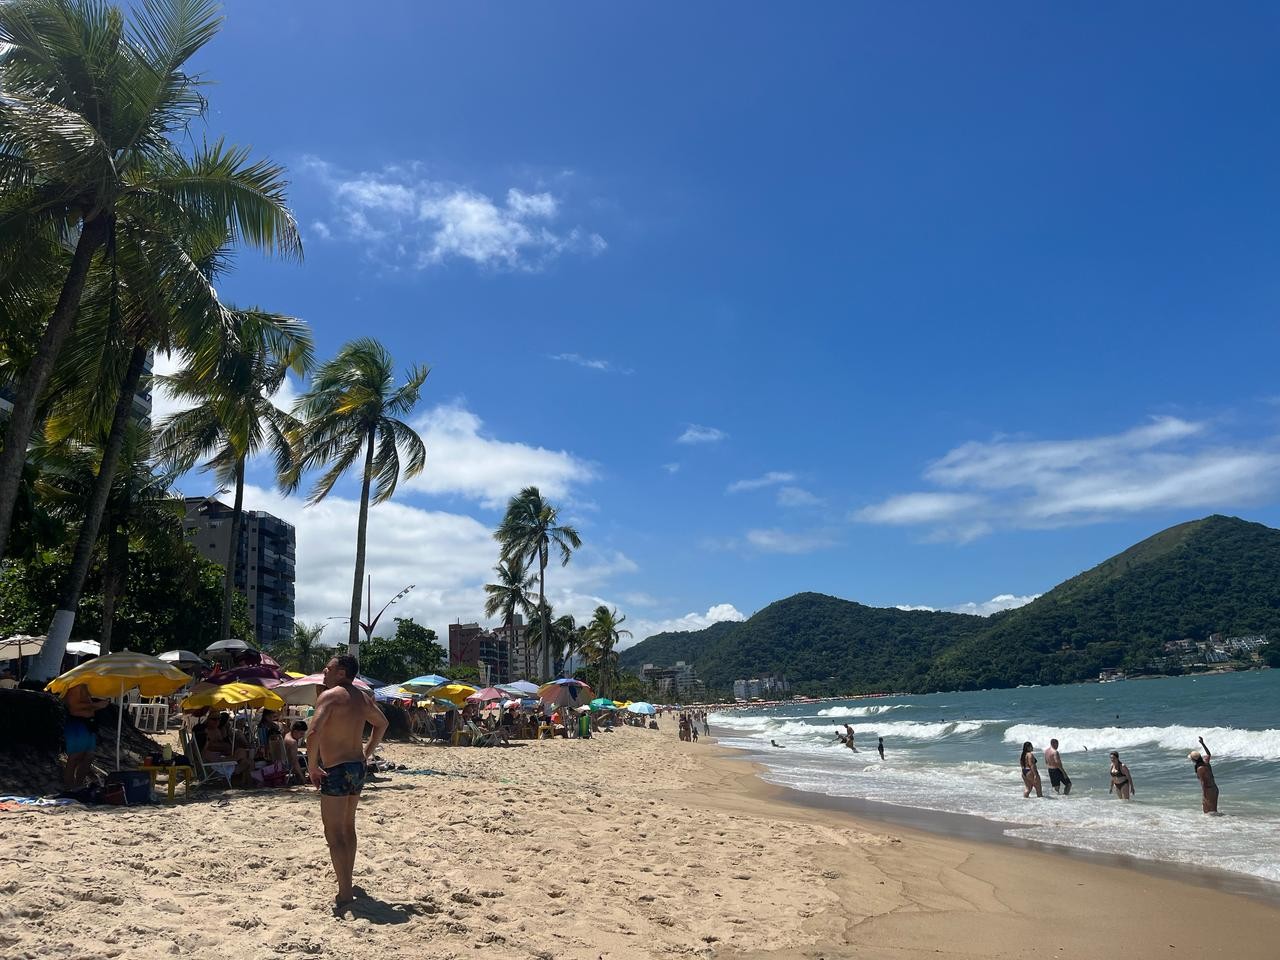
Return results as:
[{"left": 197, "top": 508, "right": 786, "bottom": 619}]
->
[
  {"left": 182, "top": 497, "right": 296, "bottom": 646},
  {"left": 733, "top": 675, "right": 790, "bottom": 701},
  {"left": 641, "top": 661, "right": 703, "bottom": 699},
  {"left": 1147, "top": 633, "right": 1269, "bottom": 672}
]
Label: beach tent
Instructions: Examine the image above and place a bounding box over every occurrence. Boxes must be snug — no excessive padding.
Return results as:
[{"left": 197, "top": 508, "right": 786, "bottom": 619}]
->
[{"left": 46, "top": 652, "right": 191, "bottom": 768}]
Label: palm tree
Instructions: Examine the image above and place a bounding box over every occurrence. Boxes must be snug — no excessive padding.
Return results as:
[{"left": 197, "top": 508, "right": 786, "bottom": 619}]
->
[
  {"left": 0, "top": 0, "right": 301, "bottom": 567},
  {"left": 582, "top": 605, "right": 631, "bottom": 699},
  {"left": 483, "top": 558, "right": 535, "bottom": 677},
  {"left": 280, "top": 620, "right": 329, "bottom": 674},
  {"left": 495, "top": 486, "right": 581, "bottom": 679},
  {"left": 526, "top": 607, "right": 578, "bottom": 680},
  {"left": 288, "top": 338, "right": 428, "bottom": 655},
  {"left": 154, "top": 307, "right": 312, "bottom": 642}
]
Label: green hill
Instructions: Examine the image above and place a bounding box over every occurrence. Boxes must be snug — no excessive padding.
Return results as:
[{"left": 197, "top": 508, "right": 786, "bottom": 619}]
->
[{"left": 620, "top": 515, "right": 1280, "bottom": 695}]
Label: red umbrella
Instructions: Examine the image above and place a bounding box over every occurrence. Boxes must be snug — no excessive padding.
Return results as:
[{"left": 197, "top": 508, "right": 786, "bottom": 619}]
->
[
  {"left": 204, "top": 664, "right": 284, "bottom": 685},
  {"left": 465, "top": 686, "right": 507, "bottom": 703}
]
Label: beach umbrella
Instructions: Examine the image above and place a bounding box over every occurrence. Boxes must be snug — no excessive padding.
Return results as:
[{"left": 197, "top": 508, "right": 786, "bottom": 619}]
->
[
  {"left": 466, "top": 686, "right": 507, "bottom": 703},
  {"left": 498, "top": 679, "right": 539, "bottom": 697},
  {"left": 374, "top": 684, "right": 417, "bottom": 703},
  {"left": 65, "top": 640, "right": 100, "bottom": 657},
  {"left": 275, "top": 672, "right": 373, "bottom": 706},
  {"left": 428, "top": 683, "right": 478, "bottom": 707},
  {"left": 204, "top": 664, "right": 284, "bottom": 685},
  {"left": 158, "top": 650, "right": 209, "bottom": 669},
  {"left": 284, "top": 671, "right": 306, "bottom": 679},
  {"left": 589, "top": 697, "right": 615, "bottom": 710},
  {"left": 46, "top": 652, "right": 191, "bottom": 769},
  {"left": 401, "top": 674, "right": 451, "bottom": 692},
  {"left": 626, "top": 702, "right": 657, "bottom": 716},
  {"left": 182, "top": 682, "right": 285, "bottom": 713},
  {"left": 0, "top": 634, "right": 45, "bottom": 662},
  {"left": 538, "top": 678, "right": 594, "bottom": 708},
  {"left": 204, "top": 638, "right": 254, "bottom": 656}
]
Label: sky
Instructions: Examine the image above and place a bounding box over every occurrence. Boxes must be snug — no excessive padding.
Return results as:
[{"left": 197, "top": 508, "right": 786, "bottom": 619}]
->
[{"left": 155, "top": 2, "right": 1280, "bottom": 650}]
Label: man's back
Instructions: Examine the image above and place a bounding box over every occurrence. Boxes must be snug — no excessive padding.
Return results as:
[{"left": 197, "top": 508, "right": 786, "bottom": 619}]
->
[
  {"left": 313, "top": 684, "right": 373, "bottom": 766},
  {"left": 1045, "top": 745, "right": 1061, "bottom": 768}
]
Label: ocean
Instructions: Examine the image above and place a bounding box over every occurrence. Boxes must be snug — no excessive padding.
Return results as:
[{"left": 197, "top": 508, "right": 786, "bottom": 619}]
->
[{"left": 710, "top": 670, "right": 1280, "bottom": 886}]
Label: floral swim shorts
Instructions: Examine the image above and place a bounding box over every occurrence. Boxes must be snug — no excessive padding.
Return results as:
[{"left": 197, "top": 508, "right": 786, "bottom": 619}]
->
[{"left": 319, "top": 760, "right": 366, "bottom": 797}]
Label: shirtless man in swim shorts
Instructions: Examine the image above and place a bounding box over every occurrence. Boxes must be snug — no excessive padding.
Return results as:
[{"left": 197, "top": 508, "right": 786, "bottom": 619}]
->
[{"left": 309, "top": 654, "right": 388, "bottom": 908}]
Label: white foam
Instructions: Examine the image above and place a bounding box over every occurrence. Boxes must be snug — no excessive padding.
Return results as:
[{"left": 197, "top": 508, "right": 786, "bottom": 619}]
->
[
  {"left": 816, "top": 703, "right": 908, "bottom": 718},
  {"left": 1003, "top": 724, "right": 1280, "bottom": 762}
]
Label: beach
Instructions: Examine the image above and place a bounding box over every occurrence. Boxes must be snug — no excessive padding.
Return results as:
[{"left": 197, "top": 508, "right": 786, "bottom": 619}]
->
[{"left": 3, "top": 723, "right": 1278, "bottom": 960}]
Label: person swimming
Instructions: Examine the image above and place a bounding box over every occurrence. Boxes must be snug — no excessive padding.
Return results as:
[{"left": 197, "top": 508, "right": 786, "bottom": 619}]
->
[{"left": 770, "top": 739, "right": 785, "bottom": 748}]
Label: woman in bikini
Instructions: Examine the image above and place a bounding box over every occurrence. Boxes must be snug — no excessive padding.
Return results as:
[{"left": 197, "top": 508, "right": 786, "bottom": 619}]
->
[
  {"left": 1019, "top": 741, "right": 1042, "bottom": 798},
  {"left": 1188, "top": 735, "right": 1219, "bottom": 814},
  {"left": 1108, "top": 750, "right": 1134, "bottom": 800}
]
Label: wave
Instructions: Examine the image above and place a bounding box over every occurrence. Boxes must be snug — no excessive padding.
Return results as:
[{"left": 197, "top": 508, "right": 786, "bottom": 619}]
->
[
  {"left": 1002, "top": 724, "right": 1280, "bottom": 762},
  {"left": 816, "top": 704, "right": 908, "bottom": 718},
  {"left": 710, "top": 712, "right": 996, "bottom": 741}
]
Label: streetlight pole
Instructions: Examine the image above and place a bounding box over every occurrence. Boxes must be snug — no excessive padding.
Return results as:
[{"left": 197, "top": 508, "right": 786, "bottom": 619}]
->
[{"left": 328, "top": 580, "right": 416, "bottom": 650}]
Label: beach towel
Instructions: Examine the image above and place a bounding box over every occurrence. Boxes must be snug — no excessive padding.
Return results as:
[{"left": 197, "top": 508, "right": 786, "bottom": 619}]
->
[{"left": 0, "top": 796, "right": 80, "bottom": 812}]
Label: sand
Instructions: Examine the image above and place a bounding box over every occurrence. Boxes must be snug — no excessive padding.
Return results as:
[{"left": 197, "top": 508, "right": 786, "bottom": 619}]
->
[{"left": 2, "top": 722, "right": 1278, "bottom": 959}]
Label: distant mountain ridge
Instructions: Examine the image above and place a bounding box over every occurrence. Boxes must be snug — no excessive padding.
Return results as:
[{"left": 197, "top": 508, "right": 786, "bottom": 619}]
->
[{"left": 619, "top": 515, "right": 1280, "bottom": 694}]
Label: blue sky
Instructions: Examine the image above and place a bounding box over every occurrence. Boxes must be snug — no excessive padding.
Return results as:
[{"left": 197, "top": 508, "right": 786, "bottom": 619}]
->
[{"left": 160, "top": 2, "right": 1280, "bottom": 646}]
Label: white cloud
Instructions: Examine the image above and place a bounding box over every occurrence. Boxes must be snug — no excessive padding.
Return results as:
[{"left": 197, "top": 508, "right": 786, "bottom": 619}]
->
[
  {"left": 745, "top": 528, "right": 837, "bottom": 554},
  {"left": 894, "top": 593, "right": 1041, "bottom": 617},
  {"left": 678, "top": 424, "right": 727, "bottom": 445},
  {"left": 727, "top": 471, "right": 795, "bottom": 493},
  {"left": 303, "top": 157, "right": 605, "bottom": 272},
  {"left": 550, "top": 353, "right": 631, "bottom": 374},
  {"left": 661, "top": 463, "right": 681, "bottom": 475},
  {"left": 235, "top": 484, "right": 638, "bottom": 646},
  {"left": 854, "top": 416, "right": 1280, "bottom": 540},
  {"left": 403, "top": 403, "right": 596, "bottom": 508},
  {"left": 149, "top": 351, "right": 300, "bottom": 430},
  {"left": 625, "top": 603, "right": 747, "bottom": 648},
  {"left": 310, "top": 220, "right": 332, "bottom": 240},
  {"left": 854, "top": 492, "right": 984, "bottom": 525},
  {"left": 777, "top": 486, "right": 823, "bottom": 507}
]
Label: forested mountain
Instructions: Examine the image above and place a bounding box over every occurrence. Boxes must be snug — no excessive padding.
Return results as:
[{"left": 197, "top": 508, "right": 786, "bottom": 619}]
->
[{"left": 620, "top": 515, "right": 1280, "bottom": 695}]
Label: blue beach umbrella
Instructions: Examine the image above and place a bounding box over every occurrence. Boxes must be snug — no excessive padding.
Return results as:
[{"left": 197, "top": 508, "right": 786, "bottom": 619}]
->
[
  {"left": 626, "top": 702, "right": 657, "bottom": 716},
  {"left": 402, "top": 674, "right": 451, "bottom": 692},
  {"left": 498, "top": 680, "right": 540, "bottom": 697}
]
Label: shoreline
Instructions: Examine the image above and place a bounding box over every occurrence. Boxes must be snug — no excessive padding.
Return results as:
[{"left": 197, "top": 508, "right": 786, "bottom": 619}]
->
[
  {"left": 3, "top": 725, "right": 1278, "bottom": 959},
  {"left": 705, "top": 729, "right": 1280, "bottom": 907}
]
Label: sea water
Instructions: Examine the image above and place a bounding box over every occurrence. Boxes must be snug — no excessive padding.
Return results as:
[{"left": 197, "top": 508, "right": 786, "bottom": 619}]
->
[{"left": 710, "top": 670, "right": 1280, "bottom": 885}]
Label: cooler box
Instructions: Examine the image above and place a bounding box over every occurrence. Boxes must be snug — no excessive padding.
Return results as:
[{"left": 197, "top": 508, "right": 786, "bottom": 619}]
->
[{"left": 106, "top": 770, "right": 152, "bottom": 805}]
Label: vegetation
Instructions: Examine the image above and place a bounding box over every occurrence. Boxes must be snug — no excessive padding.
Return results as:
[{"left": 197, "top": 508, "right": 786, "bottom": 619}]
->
[
  {"left": 621, "top": 516, "right": 1280, "bottom": 696},
  {"left": 494, "top": 486, "right": 580, "bottom": 678},
  {"left": 358, "top": 617, "right": 446, "bottom": 682},
  {"left": 275, "top": 620, "right": 331, "bottom": 674},
  {"left": 288, "top": 338, "right": 428, "bottom": 655},
  {"left": 581, "top": 605, "right": 630, "bottom": 699},
  {"left": 483, "top": 559, "right": 534, "bottom": 675}
]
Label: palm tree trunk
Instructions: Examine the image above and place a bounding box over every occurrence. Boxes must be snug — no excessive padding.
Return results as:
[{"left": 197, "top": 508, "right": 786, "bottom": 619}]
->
[
  {"left": 0, "top": 215, "right": 108, "bottom": 564},
  {"left": 99, "top": 521, "right": 129, "bottom": 656},
  {"left": 537, "top": 547, "right": 548, "bottom": 680},
  {"left": 31, "top": 342, "right": 147, "bottom": 680},
  {"left": 348, "top": 432, "right": 376, "bottom": 656},
  {"left": 220, "top": 455, "right": 246, "bottom": 643}
]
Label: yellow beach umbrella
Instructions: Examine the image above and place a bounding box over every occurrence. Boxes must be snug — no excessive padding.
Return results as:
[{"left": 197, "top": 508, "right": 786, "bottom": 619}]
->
[
  {"left": 427, "top": 683, "right": 478, "bottom": 707},
  {"left": 47, "top": 651, "right": 190, "bottom": 699},
  {"left": 284, "top": 671, "right": 306, "bottom": 679},
  {"left": 181, "top": 682, "right": 285, "bottom": 713},
  {"left": 46, "top": 651, "right": 191, "bottom": 769}
]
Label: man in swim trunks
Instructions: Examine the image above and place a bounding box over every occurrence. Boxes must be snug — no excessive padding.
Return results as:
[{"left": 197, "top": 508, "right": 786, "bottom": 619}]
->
[
  {"left": 309, "top": 654, "right": 388, "bottom": 908},
  {"left": 1044, "top": 738, "right": 1072, "bottom": 795}
]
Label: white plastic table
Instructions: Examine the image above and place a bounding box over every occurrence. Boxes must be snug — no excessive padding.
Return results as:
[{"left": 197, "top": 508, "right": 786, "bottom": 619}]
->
[{"left": 128, "top": 701, "right": 169, "bottom": 733}]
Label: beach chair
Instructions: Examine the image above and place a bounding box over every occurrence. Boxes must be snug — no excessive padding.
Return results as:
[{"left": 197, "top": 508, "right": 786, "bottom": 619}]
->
[
  {"left": 464, "top": 721, "right": 500, "bottom": 747},
  {"left": 179, "top": 727, "right": 235, "bottom": 789}
]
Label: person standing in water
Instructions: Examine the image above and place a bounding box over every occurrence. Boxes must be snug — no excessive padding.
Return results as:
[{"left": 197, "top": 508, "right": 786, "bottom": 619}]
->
[
  {"left": 1044, "top": 738, "right": 1072, "bottom": 795},
  {"left": 1019, "top": 741, "right": 1043, "bottom": 798},
  {"left": 844, "top": 724, "right": 858, "bottom": 751},
  {"left": 877, "top": 737, "right": 884, "bottom": 760},
  {"left": 1189, "top": 735, "right": 1219, "bottom": 814},
  {"left": 1108, "top": 751, "right": 1134, "bottom": 800},
  {"left": 309, "top": 654, "right": 389, "bottom": 909}
]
